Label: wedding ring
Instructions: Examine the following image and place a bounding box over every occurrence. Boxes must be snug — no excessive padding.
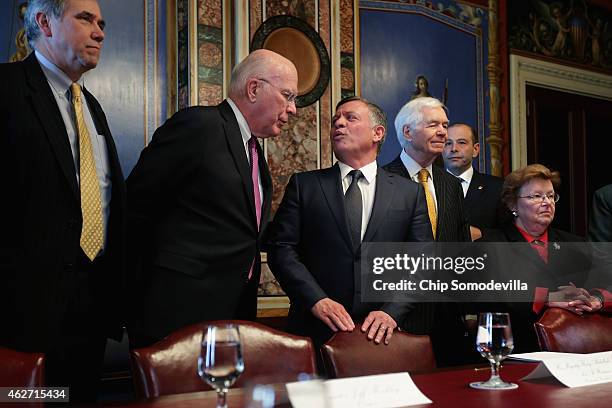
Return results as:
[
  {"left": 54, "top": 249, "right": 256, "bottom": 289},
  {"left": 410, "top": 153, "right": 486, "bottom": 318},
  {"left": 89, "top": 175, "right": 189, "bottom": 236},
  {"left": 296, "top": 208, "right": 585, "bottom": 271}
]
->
[{"left": 380, "top": 326, "right": 386, "bottom": 330}]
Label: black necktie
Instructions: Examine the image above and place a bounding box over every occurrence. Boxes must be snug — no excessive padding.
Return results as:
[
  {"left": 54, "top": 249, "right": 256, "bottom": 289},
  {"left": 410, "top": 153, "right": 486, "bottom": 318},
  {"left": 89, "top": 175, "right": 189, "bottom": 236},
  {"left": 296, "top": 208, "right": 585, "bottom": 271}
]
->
[{"left": 345, "top": 170, "right": 363, "bottom": 251}]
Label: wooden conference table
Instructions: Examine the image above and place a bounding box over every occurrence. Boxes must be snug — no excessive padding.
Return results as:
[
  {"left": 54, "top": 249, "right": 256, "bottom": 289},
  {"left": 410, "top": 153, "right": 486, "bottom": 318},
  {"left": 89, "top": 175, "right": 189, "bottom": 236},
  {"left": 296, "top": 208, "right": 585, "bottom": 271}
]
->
[{"left": 103, "top": 362, "right": 612, "bottom": 408}]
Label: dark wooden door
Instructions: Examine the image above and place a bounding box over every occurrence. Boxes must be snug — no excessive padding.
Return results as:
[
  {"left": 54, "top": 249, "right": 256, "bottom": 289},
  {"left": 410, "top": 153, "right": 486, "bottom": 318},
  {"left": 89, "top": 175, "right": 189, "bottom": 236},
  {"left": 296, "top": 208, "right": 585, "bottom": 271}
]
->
[{"left": 526, "top": 85, "right": 611, "bottom": 237}]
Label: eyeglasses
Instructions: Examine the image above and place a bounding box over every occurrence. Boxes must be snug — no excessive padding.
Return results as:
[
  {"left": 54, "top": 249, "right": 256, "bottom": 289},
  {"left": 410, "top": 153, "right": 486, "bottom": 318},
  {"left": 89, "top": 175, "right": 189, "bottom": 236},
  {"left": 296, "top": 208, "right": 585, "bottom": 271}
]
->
[
  {"left": 257, "top": 78, "right": 297, "bottom": 105},
  {"left": 518, "top": 193, "right": 560, "bottom": 203}
]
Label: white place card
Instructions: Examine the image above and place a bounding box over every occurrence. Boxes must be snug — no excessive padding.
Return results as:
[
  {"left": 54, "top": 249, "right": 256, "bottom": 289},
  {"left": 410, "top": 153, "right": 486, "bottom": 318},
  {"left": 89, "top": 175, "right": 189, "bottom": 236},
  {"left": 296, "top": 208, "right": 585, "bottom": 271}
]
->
[
  {"left": 286, "top": 372, "right": 432, "bottom": 408},
  {"left": 521, "top": 350, "right": 612, "bottom": 388},
  {"left": 508, "top": 351, "right": 581, "bottom": 362}
]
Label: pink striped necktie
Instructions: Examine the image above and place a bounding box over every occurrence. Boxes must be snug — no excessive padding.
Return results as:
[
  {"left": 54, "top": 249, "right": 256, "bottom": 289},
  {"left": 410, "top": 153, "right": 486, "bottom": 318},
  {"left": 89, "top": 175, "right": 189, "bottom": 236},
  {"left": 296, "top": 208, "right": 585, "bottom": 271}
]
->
[
  {"left": 248, "top": 136, "right": 262, "bottom": 279},
  {"left": 249, "top": 136, "right": 262, "bottom": 228}
]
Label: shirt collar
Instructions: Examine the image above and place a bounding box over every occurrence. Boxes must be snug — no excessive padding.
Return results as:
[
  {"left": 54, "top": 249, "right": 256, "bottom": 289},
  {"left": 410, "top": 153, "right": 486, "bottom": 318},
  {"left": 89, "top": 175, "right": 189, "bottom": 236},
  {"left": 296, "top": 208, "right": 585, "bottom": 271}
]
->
[
  {"left": 400, "top": 149, "right": 433, "bottom": 180},
  {"left": 35, "top": 50, "right": 83, "bottom": 97},
  {"left": 338, "top": 160, "right": 377, "bottom": 184},
  {"left": 515, "top": 223, "right": 549, "bottom": 244},
  {"left": 451, "top": 166, "right": 474, "bottom": 184},
  {"left": 226, "top": 97, "right": 252, "bottom": 146}
]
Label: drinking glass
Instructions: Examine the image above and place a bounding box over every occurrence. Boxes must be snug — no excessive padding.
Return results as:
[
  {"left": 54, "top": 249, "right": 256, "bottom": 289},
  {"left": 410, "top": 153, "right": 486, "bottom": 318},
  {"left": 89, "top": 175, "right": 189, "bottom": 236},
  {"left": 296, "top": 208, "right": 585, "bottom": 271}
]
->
[
  {"left": 469, "top": 312, "right": 518, "bottom": 390},
  {"left": 198, "top": 324, "right": 245, "bottom": 408}
]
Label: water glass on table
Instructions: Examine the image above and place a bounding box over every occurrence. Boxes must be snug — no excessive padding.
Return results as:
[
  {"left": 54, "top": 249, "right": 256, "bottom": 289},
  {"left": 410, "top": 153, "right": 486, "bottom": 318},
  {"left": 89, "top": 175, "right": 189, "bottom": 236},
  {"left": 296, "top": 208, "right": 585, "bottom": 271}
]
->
[
  {"left": 198, "top": 324, "right": 245, "bottom": 408},
  {"left": 470, "top": 312, "right": 518, "bottom": 390}
]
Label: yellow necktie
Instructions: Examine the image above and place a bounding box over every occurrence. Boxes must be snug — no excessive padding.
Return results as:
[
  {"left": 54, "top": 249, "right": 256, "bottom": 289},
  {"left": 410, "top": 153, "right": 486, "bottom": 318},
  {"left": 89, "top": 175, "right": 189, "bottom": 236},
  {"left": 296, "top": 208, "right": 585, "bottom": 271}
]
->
[
  {"left": 71, "top": 83, "right": 104, "bottom": 261},
  {"left": 417, "top": 168, "right": 437, "bottom": 239}
]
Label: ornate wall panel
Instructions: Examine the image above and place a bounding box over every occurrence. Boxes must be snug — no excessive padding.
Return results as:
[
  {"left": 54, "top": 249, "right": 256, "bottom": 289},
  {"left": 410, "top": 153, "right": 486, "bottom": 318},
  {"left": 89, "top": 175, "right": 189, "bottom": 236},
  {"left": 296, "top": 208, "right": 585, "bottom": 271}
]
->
[
  {"left": 359, "top": 0, "right": 499, "bottom": 174},
  {"left": 340, "top": 0, "right": 357, "bottom": 99},
  {"left": 197, "top": 0, "right": 224, "bottom": 105},
  {"left": 251, "top": 0, "right": 332, "bottom": 215},
  {"left": 508, "top": 0, "right": 612, "bottom": 75}
]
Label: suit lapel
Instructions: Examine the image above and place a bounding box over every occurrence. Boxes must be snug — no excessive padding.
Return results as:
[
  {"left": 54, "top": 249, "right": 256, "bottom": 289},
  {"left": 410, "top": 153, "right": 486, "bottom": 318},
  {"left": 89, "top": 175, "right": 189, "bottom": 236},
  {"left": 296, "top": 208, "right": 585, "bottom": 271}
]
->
[
  {"left": 465, "top": 170, "right": 484, "bottom": 205},
  {"left": 385, "top": 156, "right": 410, "bottom": 179},
  {"left": 24, "top": 53, "right": 79, "bottom": 200},
  {"left": 219, "top": 101, "right": 258, "bottom": 227},
  {"left": 363, "top": 168, "right": 394, "bottom": 242},
  {"left": 317, "top": 164, "right": 353, "bottom": 251},
  {"left": 84, "top": 89, "right": 124, "bottom": 183},
  {"left": 432, "top": 166, "right": 445, "bottom": 237}
]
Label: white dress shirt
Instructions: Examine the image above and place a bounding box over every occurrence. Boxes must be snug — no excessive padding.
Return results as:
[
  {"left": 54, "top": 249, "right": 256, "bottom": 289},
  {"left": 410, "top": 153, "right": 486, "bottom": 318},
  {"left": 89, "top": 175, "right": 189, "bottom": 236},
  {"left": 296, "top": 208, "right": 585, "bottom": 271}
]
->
[
  {"left": 36, "top": 50, "right": 111, "bottom": 251},
  {"left": 449, "top": 166, "right": 474, "bottom": 197},
  {"left": 400, "top": 149, "right": 438, "bottom": 209},
  {"left": 338, "top": 160, "right": 377, "bottom": 241}
]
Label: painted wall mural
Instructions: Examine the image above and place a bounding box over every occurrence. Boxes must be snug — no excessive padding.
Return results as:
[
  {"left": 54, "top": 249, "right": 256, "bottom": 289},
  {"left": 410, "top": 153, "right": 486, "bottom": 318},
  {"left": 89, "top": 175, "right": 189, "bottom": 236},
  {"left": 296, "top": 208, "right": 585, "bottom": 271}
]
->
[
  {"left": 360, "top": 0, "right": 490, "bottom": 171},
  {"left": 509, "top": 0, "right": 612, "bottom": 73}
]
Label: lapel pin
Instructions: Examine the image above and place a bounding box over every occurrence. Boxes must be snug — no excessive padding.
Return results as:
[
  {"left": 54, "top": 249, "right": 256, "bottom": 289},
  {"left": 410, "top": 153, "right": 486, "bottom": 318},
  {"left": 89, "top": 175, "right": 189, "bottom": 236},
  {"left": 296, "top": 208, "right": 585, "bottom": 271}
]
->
[
  {"left": 553, "top": 242, "right": 560, "bottom": 250},
  {"left": 478, "top": 185, "right": 483, "bottom": 190}
]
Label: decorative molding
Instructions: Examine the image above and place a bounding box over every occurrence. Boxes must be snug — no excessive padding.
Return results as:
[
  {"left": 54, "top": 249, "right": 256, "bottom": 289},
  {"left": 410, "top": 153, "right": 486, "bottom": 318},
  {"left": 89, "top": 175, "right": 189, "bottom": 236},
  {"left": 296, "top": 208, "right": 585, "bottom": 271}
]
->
[
  {"left": 251, "top": 15, "right": 330, "bottom": 107},
  {"left": 256, "top": 296, "right": 290, "bottom": 317},
  {"left": 144, "top": 0, "right": 159, "bottom": 145},
  {"left": 353, "top": 0, "right": 361, "bottom": 96},
  {"left": 188, "top": 0, "right": 198, "bottom": 106},
  {"left": 486, "top": 0, "right": 503, "bottom": 177},
  {"left": 166, "top": 0, "right": 178, "bottom": 119},
  {"left": 331, "top": 0, "right": 342, "bottom": 109},
  {"left": 510, "top": 54, "right": 612, "bottom": 169},
  {"left": 223, "top": 0, "right": 232, "bottom": 98},
  {"left": 234, "top": 0, "right": 250, "bottom": 65}
]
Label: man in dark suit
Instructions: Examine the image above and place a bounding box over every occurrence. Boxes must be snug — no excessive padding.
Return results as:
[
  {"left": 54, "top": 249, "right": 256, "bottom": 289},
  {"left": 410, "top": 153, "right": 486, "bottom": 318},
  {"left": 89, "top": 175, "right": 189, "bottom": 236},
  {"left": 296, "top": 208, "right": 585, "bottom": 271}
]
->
[
  {"left": 384, "top": 98, "right": 470, "bottom": 243},
  {"left": 267, "top": 96, "right": 432, "bottom": 348},
  {"left": 127, "top": 49, "right": 298, "bottom": 347},
  {"left": 0, "top": 0, "right": 125, "bottom": 401},
  {"left": 442, "top": 123, "right": 507, "bottom": 239},
  {"left": 383, "top": 97, "right": 471, "bottom": 365},
  {"left": 589, "top": 184, "right": 612, "bottom": 242},
  {"left": 588, "top": 184, "right": 612, "bottom": 305}
]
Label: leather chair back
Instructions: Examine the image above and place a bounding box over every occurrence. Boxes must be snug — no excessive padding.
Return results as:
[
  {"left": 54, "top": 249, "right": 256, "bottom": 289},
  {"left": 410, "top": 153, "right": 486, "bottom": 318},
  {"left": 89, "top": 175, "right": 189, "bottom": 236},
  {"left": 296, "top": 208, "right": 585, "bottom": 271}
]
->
[
  {"left": 535, "top": 308, "right": 612, "bottom": 353},
  {"left": 321, "top": 329, "right": 435, "bottom": 379},
  {"left": 130, "top": 320, "right": 316, "bottom": 398},
  {"left": 0, "top": 346, "right": 45, "bottom": 387}
]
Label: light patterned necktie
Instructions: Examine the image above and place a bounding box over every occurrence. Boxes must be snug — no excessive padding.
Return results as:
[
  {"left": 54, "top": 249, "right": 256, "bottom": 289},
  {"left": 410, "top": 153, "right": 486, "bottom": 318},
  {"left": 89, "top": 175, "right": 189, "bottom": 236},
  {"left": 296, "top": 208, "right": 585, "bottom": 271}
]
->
[
  {"left": 71, "top": 83, "right": 104, "bottom": 261},
  {"left": 417, "top": 168, "right": 437, "bottom": 239}
]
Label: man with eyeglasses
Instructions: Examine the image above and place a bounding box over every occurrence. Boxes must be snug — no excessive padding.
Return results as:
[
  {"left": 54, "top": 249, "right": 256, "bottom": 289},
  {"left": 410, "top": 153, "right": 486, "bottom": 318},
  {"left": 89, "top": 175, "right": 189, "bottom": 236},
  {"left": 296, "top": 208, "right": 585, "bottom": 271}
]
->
[{"left": 127, "top": 49, "right": 298, "bottom": 347}]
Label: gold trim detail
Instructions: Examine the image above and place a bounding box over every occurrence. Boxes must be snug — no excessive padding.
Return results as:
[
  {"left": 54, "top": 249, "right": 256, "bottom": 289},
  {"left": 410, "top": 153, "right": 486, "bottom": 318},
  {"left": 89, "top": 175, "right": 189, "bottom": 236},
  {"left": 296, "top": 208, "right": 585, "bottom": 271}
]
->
[
  {"left": 166, "top": 0, "right": 178, "bottom": 117},
  {"left": 486, "top": 0, "right": 503, "bottom": 176},
  {"left": 188, "top": 0, "right": 198, "bottom": 106},
  {"left": 144, "top": 0, "right": 148, "bottom": 146},
  {"left": 354, "top": 0, "right": 361, "bottom": 96}
]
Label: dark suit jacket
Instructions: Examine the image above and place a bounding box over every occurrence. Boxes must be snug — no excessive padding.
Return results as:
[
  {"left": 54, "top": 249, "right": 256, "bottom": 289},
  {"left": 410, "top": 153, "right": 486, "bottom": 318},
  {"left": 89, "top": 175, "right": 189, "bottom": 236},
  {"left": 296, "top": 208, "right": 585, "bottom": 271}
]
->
[
  {"left": 464, "top": 170, "right": 506, "bottom": 229},
  {"left": 479, "top": 224, "right": 590, "bottom": 352},
  {"left": 0, "top": 53, "right": 126, "bottom": 351},
  {"left": 589, "top": 184, "right": 612, "bottom": 242},
  {"left": 384, "top": 156, "right": 470, "bottom": 242},
  {"left": 384, "top": 156, "right": 471, "bottom": 365},
  {"left": 266, "top": 165, "right": 432, "bottom": 344},
  {"left": 126, "top": 101, "right": 272, "bottom": 345}
]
